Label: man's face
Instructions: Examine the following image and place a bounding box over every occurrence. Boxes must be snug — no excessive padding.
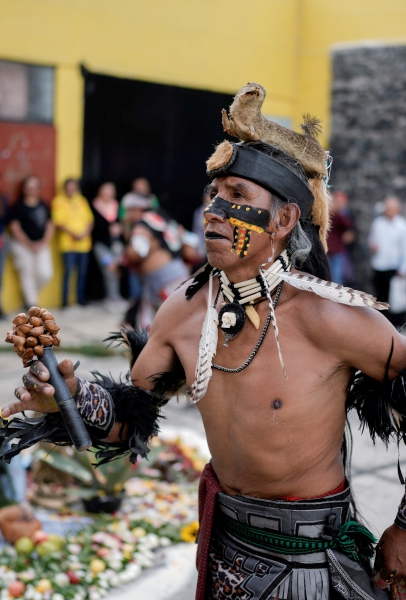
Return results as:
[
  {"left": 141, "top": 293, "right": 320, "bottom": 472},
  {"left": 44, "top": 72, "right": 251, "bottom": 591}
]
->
[
  {"left": 126, "top": 206, "right": 145, "bottom": 223},
  {"left": 384, "top": 197, "right": 401, "bottom": 220},
  {"left": 24, "top": 177, "right": 41, "bottom": 197},
  {"left": 204, "top": 176, "right": 275, "bottom": 271},
  {"left": 65, "top": 181, "right": 78, "bottom": 198},
  {"left": 132, "top": 178, "right": 150, "bottom": 196}
]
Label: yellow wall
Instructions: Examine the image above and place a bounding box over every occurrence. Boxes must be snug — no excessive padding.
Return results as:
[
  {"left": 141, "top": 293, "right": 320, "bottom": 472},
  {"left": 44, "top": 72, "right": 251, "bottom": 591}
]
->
[{"left": 0, "top": 0, "right": 406, "bottom": 309}]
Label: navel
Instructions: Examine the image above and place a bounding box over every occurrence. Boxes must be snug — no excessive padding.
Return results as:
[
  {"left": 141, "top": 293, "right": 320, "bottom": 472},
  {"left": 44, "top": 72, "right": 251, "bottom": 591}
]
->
[{"left": 271, "top": 398, "right": 283, "bottom": 410}]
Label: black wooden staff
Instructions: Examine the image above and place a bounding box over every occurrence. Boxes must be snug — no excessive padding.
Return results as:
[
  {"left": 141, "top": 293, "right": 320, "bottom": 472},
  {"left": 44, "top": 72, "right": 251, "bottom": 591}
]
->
[{"left": 6, "top": 308, "right": 92, "bottom": 452}]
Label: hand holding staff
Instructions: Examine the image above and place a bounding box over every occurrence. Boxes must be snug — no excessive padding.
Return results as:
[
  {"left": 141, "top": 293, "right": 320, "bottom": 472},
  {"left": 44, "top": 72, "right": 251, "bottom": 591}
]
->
[{"left": 5, "top": 307, "right": 92, "bottom": 452}]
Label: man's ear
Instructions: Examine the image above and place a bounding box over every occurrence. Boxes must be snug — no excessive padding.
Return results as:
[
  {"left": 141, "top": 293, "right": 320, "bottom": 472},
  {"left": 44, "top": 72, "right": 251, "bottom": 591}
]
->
[{"left": 273, "top": 204, "right": 300, "bottom": 239}]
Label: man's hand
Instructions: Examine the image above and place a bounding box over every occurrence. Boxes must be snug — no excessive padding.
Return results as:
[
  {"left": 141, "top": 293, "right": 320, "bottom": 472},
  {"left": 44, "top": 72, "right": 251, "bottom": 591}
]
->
[
  {"left": 1, "top": 359, "right": 78, "bottom": 418},
  {"left": 373, "top": 525, "right": 406, "bottom": 588}
]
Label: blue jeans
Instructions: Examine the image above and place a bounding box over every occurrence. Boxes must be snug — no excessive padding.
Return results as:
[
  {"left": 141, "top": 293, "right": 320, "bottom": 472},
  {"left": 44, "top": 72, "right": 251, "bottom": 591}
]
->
[
  {"left": 128, "top": 271, "right": 143, "bottom": 300},
  {"left": 328, "top": 253, "right": 345, "bottom": 285},
  {"left": 62, "top": 252, "right": 90, "bottom": 306}
]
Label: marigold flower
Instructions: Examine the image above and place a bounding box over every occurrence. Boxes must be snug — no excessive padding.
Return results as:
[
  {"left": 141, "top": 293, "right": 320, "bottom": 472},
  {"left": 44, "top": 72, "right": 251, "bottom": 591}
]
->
[{"left": 180, "top": 521, "right": 199, "bottom": 543}]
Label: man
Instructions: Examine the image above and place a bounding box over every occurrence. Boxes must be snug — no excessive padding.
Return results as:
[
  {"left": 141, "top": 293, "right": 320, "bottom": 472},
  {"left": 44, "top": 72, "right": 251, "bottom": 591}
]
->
[
  {"left": 0, "top": 172, "right": 9, "bottom": 319},
  {"left": 51, "top": 178, "right": 94, "bottom": 307},
  {"left": 120, "top": 176, "right": 159, "bottom": 221},
  {"left": 7, "top": 175, "right": 54, "bottom": 309},
  {"left": 3, "top": 88, "right": 406, "bottom": 600},
  {"left": 124, "top": 206, "right": 193, "bottom": 327},
  {"left": 327, "top": 191, "right": 355, "bottom": 285},
  {"left": 120, "top": 192, "right": 152, "bottom": 322},
  {"left": 369, "top": 196, "right": 406, "bottom": 321}
]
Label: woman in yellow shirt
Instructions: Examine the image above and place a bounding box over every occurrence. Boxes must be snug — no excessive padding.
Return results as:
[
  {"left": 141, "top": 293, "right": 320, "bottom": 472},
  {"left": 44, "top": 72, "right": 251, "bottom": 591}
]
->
[{"left": 51, "top": 179, "right": 94, "bottom": 307}]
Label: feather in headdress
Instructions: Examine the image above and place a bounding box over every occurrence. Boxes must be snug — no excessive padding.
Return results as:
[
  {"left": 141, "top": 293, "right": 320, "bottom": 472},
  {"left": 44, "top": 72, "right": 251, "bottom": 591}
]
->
[
  {"left": 191, "top": 273, "right": 218, "bottom": 403},
  {"left": 278, "top": 271, "right": 389, "bottom": 311},
  {"left": 259, "top": 272, "right": 287, "bottom": 378}
]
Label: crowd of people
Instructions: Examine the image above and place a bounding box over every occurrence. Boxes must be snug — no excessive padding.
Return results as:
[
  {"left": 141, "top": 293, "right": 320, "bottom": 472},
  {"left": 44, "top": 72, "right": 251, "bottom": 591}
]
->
[
  {"left": 327, "top": 190, "right": 406, "bottom": 327},
  {"left": 0, "top": 175, "right": 204, "bottom": 327},
  {"left": 1, "top": 174, "right": 406, "bottom": 329}
]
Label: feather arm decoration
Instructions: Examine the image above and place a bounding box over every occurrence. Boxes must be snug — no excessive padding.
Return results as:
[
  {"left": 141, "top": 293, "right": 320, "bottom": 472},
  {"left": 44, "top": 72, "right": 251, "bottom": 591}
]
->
[
  {"left": 259, "top": 272, "right": 287, "bottom": 379},
  {"left": 104, "top": 328, "right": 148, "bottom": 369},
  {"left": 191, "top": 273, "right": 218, "bottom": 403},
  {"left": 277, "top": 271, "right": 389, "bottom": 311}
]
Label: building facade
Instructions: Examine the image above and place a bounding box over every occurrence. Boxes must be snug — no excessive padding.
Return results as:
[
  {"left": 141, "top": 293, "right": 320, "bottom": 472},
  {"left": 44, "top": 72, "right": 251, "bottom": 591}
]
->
[{"left": 0, "top": 0, "right": 406, "bottom": 309}]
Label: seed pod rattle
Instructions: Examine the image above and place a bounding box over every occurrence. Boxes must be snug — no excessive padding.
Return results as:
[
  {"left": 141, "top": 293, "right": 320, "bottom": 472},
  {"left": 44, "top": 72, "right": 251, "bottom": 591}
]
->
[{"left": 5, "top": 307, "right": 91, "bottom": 452}]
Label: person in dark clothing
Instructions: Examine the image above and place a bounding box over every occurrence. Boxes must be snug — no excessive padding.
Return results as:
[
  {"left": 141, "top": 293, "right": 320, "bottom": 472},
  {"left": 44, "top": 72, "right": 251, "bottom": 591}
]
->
[
  {"left": 0, "top": 174, "right": 9, "bottom": 318},
  {"left": 327, "top": 191, "right": 355, "bottom": 285},
  {"left": 92, "top": 183, "right": 126, "bottom": 311},
  {"left": 7, "top": 175, "right": 54, "bottom": 308}
]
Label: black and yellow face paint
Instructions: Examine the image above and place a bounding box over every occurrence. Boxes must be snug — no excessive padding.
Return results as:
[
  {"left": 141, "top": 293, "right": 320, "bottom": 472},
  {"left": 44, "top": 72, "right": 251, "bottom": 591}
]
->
[{"left": 204, "top": 196, "right": 271, "bottom": 258}]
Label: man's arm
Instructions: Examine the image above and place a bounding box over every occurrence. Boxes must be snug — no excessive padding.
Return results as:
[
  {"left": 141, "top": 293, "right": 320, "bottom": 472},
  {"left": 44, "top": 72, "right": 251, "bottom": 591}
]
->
[
  {"left": 8, "top": 221, "right": 35, "bottom": 249},
  {"left": 2, "top": 290, "right": 182, "bottom": 445},
  {"left": 314, "top": 300, "right": 406, "bottom": 381},
  {"left": 313, "top": 300, "right": 406, "bottom": 588},
  {"left": 37, "top": 220, "right": 54, "bottom": 247}
]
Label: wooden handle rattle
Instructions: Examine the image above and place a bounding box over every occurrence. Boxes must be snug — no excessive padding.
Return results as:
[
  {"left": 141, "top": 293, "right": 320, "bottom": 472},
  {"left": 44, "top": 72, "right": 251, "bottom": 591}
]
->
[{"left": 5, "top": 307, "right": 92, "bottom": 452}]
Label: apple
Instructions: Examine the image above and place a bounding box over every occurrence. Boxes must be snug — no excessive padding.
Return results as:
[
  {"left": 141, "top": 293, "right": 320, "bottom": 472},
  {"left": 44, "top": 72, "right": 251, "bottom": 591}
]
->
[
  {"left": 47, "top": 533, "right": 64, "bottom": 550},
  {"left": 36, "top": 579, "right": 52, "bottom": 593},
  {"left": 36, "top": 541, "right": 59, "bottom": 556},
  {"left": 32, "top": 530, "right": 48, "bottom": 545},
  {"left": 67, "top": 570, "right": 80, "bottom": 585},
  {"left": 89, "top": 559, "right": 106, "bottom": 574},
  {"left": 8, "top": 582, "right": 25, "bottom": 598},
  {"left": 15, "top": 537, "right": 34, "bottom": 555}
]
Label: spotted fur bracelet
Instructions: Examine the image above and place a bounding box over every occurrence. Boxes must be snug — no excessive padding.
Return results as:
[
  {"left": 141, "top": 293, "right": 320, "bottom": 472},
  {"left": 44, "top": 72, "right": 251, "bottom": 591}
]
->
[{"left": 74, "top": 377, "right": 116, "bottom": 437}]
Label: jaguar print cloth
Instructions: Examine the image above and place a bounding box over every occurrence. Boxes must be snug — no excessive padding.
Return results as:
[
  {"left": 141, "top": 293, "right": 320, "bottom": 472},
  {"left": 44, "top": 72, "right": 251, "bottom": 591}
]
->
[
  {"left": 208, "top": 550, "right": 278, "bottom": 599},
  {"left": 74, "top": 377, "right": 115, "bottom": 435}
]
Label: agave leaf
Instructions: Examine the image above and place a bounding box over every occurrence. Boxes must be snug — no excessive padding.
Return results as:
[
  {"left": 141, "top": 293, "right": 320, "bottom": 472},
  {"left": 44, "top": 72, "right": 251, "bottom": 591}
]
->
[{"left": 35, "top": 448, "right": 94, "bottom": 485}]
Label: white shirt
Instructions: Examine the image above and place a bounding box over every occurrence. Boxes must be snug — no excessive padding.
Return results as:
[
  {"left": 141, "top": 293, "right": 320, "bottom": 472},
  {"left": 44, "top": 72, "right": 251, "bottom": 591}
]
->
[{"left": 369, "top": 214, "right": 406, "bottom": 274}]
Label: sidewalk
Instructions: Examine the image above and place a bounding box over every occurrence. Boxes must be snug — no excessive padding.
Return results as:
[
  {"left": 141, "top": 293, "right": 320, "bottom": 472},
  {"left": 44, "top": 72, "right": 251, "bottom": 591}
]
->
[{"left": 0, "top": 306, "right": 405, "bottom": 599}]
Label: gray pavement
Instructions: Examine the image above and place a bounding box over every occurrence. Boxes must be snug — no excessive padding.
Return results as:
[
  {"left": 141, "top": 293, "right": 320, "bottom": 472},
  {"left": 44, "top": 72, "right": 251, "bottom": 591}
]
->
[{"left": 0, "top": 306, "right": 405, "bottom": 598}]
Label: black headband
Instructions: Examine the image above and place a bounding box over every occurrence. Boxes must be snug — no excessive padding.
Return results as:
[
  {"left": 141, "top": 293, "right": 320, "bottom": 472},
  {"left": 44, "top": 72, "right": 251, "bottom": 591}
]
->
[{"left": 206, "top": 143, "right": 314, "bottom": 219}]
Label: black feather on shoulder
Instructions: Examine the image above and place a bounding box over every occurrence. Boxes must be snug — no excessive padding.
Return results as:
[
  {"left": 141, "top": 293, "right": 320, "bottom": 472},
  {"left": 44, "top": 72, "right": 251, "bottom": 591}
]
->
[
  {"left": 185, "top": 263, "right": 212, "bottom": 300},
  {"left": 346, "top": 339, "right": 406, "bottom": 445},
  {"left": 104, "top": 328, "right": 148, "bottom": 369}
]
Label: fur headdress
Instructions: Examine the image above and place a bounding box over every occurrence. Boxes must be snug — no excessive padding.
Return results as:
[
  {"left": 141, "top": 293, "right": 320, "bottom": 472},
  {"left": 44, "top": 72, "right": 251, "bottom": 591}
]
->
[{"left": 207, "top": 82, "right": 331, "bottom": 249}]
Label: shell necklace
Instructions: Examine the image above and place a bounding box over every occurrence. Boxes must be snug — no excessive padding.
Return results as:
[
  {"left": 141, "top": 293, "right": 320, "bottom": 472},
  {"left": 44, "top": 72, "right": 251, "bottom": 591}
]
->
[{"left": 214, "top": 250, "right": 291, "bottom": 346}]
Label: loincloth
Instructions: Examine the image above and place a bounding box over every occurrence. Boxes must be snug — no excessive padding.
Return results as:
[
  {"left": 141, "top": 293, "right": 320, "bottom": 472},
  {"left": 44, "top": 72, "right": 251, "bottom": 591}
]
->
[{"left": 196, "top": 464, "right": 388, "bottom": 600}]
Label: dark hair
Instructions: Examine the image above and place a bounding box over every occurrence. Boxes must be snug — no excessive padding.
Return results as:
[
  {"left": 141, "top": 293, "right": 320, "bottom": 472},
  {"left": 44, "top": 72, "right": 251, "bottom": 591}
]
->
[
  {"left": 17, "top": 175, "right": 42, "bottom": 202},
  {"left": 244, "top": 141, "right": 331, "bottom": 281}
]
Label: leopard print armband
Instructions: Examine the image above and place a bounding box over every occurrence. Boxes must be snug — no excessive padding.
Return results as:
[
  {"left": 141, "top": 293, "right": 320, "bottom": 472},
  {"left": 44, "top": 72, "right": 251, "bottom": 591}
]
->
[
  {"left": 74, "top": 377, "right": 116, "bottom": 437},
  {"left": 395, "top": 492, "right": 406, "bottom": 532}
]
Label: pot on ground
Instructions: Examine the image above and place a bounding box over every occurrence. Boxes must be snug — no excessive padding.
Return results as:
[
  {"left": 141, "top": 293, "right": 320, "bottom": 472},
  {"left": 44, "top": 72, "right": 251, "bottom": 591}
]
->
[{"left": 82, "top": 493, "right": 123, "bottom": 514}]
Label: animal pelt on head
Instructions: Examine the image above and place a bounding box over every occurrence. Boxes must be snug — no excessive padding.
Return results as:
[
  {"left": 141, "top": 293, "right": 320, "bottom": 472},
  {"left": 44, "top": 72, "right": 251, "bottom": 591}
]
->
[
  {"left": 308, "top": 178, "right": 331, "bottom": 251},
  {"left": 206, "top": 141, "right": 235, "bottom": 173},
  {"left": 221, "top": 82, "right": 327, "bottom": 178}
]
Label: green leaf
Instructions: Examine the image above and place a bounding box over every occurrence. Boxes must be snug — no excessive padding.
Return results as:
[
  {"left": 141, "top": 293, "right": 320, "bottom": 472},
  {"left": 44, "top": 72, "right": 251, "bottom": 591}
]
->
[{"left": 34, "top": 449, "right": 94, "bottom": 485}]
